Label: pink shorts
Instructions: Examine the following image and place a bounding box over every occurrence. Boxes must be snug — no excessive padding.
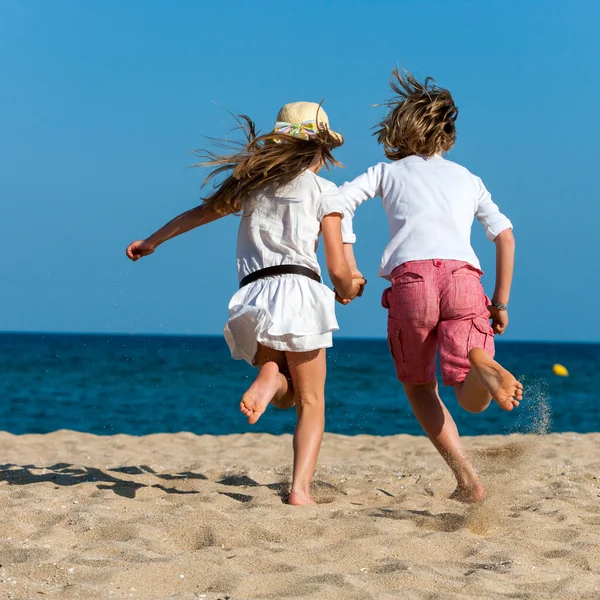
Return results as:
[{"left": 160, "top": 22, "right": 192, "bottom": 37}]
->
[{"left": 382, "top": 259, "right": 495, "bottom": 387}]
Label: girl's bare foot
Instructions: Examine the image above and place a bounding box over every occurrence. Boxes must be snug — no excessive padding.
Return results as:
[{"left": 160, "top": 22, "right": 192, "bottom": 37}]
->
[
  {"left": 240, "top": 361, "right": 280, "bottom": 424},
  {"left": 450, "top": 480, "right": 487, "bottom": 504},
  {"left": 468, "top": 348, "right": 523, "bottom": 411},
  {"left": 271, "top": 395, "right": 295, "bottom": 410},
  {"left": 288, "top": 489, "right": 317, "bottom": 506}
]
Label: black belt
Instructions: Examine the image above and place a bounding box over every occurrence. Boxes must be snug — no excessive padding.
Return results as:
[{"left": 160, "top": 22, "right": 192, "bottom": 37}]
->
[{"left": 239, "top": 265, "right": 321, "bottom": 288}]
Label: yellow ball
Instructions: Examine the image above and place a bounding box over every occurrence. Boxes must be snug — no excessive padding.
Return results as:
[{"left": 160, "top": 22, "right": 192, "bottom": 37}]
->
[{"left": 552, "top": 364, "right": 568, "bottom": 377}]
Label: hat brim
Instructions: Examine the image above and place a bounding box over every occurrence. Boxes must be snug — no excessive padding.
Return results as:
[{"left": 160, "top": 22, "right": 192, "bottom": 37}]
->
[
  {"left": 319, "top": 127, "right": 343, "bottom": 146},
  {"left": 327, "top": 130, "right": 344, "bottom": 145},
  {"left": 270, "top": 125, "right": 343, "bottom": 146}
]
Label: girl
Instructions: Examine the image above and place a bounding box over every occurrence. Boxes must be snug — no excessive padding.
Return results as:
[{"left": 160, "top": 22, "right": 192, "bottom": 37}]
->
[
  {"left": 126, "top": 102, "right": 364, "bottom": 506},
  {"left": 339, "top": 71, "right": 523, "bottom": 503}
]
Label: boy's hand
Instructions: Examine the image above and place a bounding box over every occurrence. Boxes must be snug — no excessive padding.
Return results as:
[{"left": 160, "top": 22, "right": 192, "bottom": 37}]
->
[
  {"left": 488, "top": 305, "right": 509, "bottom": 335},
  {"left": 335, "top": 274, "right": 367, "bottom": 305},
  {"left": 126, "top": 240, "right": 155, "bottom": 261}
]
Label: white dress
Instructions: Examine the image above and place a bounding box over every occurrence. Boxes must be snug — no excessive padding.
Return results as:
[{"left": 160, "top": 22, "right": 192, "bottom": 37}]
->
[{"left": 224, "top": 170, "right": 345, "bottom": 365}]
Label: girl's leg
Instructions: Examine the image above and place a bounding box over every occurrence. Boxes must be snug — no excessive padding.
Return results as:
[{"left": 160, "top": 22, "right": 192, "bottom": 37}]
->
[
  {"left": 454, "top": 348, "right": 523, "bottom": 413},
  {"left": 285, "top": 348, "right": 326, "bottom": 506},
  {"left": 403, "top": 379, "right": 486, "bottom": 503},
  {"left": 240, "top": 344, "right": 295, "bottom": 424}
]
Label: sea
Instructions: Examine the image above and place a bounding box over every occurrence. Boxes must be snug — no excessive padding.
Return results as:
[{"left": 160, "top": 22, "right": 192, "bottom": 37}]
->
[{"left": 0, "top": 333, "right": 598, "bottom": 437}]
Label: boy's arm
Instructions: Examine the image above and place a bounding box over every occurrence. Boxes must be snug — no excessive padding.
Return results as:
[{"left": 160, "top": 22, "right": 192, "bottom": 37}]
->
[
  {"left": 343, "top": 243, "right": 361, "bottom": 278},
  {"left": 339, "top": 164, "right": 384, "bottom": 245},
  {"left": 126, "top": 204, "right": 224, "bottom": 261},
  {"left": 474, "top": 177, "right": 513, "bottom": 241},
  {"left": 474, "top": 177, "right": 514, "bottom": 335},
  {"left": 335, "top": 164, "right": 382, "bottom": 300},
  {"left": 489, "top": 228, "right": 515, "bottom": 335}
]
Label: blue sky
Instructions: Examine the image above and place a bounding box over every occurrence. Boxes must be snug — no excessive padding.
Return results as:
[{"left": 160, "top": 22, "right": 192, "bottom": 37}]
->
[{"left": 1, "top": 0, "right": 598, "bottom": 341}]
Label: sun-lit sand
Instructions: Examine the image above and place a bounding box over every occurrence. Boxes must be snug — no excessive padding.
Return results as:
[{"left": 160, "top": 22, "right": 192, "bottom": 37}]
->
[{"left": 0, "top": 430, "right": 599, "bottom": 599}]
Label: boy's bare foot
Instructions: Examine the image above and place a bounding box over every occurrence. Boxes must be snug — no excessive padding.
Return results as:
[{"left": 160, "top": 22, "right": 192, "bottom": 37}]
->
[
  {"left": 450, "top": 481, "right": 487, "bottom": 504},
  {"left": 468, "top": 348, "right": 523, "bottom": 411},
  {"left": 288, "top": 490, "right": 317, "bottom": 506},
  {"left": 240, "top": 361, "right": 281, "bottom": 424}
]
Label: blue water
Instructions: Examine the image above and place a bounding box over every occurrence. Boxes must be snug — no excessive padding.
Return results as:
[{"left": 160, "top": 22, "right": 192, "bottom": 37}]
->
[{"left": 0, "top": 333, "right": 598, "bottom": 436}]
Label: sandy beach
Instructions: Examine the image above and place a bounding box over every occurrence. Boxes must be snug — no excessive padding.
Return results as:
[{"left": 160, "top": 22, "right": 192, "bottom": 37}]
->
[{"left": 0, "top": 431, "right": 599, "bottom": 599}]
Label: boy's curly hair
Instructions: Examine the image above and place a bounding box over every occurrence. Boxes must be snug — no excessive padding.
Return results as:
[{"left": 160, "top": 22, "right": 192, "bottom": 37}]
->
[{"left": 374, "top": 69, "right": 458, "bottom": 160}]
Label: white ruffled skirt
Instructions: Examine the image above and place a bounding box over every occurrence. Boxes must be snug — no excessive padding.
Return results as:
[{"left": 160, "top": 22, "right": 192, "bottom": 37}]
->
[{"left": 224, "top": 274, "right": 339, "bottom": 365}]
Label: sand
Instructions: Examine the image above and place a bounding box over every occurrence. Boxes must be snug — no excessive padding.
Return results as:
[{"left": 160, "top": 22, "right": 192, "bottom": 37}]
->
[{"left": 0, "top": 431, "right": 599, "bottom": 599}]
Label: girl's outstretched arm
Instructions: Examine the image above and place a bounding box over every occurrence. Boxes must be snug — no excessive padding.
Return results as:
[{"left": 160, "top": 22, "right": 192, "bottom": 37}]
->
[
  {"left": 321, "top": 214, "right": 365, "bottom": 300},
  {"left": 126, "top": 204, "right": 225, "bottom": 261}
]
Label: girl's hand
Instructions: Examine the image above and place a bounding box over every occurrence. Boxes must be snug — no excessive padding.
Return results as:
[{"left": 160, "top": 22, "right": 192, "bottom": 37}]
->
[
  {"left": 126, "top": 240, "right": 155, "bottom": 261},
  {"left": 488, "top": 306, "right": 509, "bottom": 335}
]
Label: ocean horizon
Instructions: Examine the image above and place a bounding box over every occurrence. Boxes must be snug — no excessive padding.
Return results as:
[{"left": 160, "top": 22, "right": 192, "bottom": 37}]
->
[
  {"left": 1, "top": 332, "right": 598, "bottom": 437},
  {"left": 4, "top": 330, "right": 600, "bottom": 344}
]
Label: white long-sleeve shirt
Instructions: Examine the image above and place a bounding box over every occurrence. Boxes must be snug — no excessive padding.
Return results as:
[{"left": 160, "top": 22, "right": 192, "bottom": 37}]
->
[{"left": 340, "top": 155, "right": 513, "bottom": 279}]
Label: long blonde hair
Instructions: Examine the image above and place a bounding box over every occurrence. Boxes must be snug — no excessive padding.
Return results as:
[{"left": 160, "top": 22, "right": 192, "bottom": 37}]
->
[{"left": 193, "top": 115, "right": 343, "bottom": 216}]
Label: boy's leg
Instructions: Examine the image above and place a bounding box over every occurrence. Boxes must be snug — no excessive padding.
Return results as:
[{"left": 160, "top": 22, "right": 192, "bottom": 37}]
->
[
  {"left": 404, "top": 379, "right": 486, "bottom": 503},
  {"left": 384, "top": 262, "right": 483, "bottom": 500},
  {"left": 437, "top": 262, "right": 523, "bottom": 412},
  {"left": 285, "top": 348, "right": 326, "bottom": 506},
  {"left": 455, "top": 348, "right": 523, "bottom": 413},
  {"left": 240, "top": 344, "right": 295, "bottom": 424}
]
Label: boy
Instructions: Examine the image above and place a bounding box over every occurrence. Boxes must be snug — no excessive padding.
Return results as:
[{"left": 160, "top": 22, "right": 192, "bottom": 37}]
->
[{"left": 341, "top": 71, "right": 523, "bottom": 502}]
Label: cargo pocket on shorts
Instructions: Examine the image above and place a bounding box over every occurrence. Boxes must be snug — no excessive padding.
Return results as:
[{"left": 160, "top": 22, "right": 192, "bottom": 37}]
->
[
  {"left": 387, "top": 317, "right": 404, "bottom": 363},
  {"left": 467, "top": 317, "right": 494, "bottom": 355}
]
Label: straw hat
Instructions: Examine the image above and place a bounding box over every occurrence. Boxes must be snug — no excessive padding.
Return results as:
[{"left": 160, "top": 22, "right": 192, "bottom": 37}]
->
[{"left": 274, "top": 101, "right": 343, "bottom": 144}]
